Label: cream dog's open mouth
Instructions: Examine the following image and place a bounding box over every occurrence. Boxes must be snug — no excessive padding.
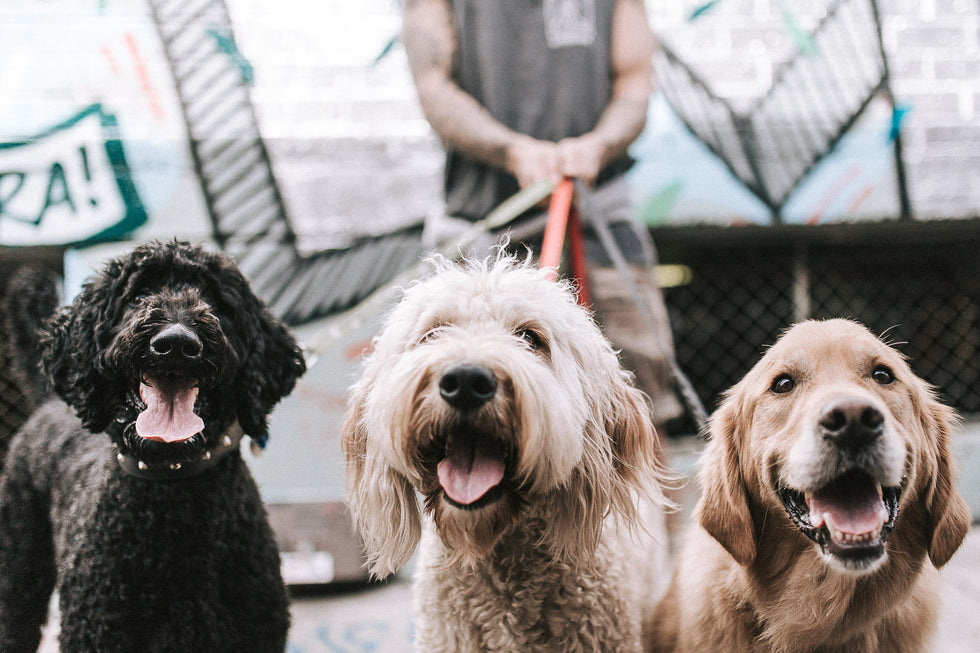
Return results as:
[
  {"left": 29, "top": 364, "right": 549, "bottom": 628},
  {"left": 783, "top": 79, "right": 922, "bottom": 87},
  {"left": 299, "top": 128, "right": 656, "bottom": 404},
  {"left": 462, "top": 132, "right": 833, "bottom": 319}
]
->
[
  {"left": 435, "top": 430, "right": 512, "bottom": 510},
  {"left": 778, "top": 470, "right": 901, "bottom": 568}
]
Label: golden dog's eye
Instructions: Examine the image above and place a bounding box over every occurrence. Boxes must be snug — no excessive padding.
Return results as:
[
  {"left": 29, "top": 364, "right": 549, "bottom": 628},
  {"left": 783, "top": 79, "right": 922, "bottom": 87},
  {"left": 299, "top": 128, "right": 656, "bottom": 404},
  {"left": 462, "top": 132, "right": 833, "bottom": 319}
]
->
[
  {"left": 872, "top": 366, "right": 895, "bottom": 385},
  {"left": 770, "top": 373, "right": 795, "bottom": 394}
]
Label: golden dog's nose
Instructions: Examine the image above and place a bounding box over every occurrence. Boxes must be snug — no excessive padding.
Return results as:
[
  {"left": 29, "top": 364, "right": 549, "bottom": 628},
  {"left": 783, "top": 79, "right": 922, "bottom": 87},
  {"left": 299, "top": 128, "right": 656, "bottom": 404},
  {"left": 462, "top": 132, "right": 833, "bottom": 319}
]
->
[{"left": 819, "top": 398, "right": 884, "bottom": 449}]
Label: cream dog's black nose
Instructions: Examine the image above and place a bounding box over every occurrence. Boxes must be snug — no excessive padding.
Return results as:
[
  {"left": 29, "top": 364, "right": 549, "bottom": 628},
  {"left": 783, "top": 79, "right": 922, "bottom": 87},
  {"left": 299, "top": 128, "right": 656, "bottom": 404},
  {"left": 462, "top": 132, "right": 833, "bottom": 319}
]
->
[
  {"left": 819, "top": 398, "right": 884, "bottom": 449},
  {"left": 440, "top": 364, "right": 497, "bottom": 410}
]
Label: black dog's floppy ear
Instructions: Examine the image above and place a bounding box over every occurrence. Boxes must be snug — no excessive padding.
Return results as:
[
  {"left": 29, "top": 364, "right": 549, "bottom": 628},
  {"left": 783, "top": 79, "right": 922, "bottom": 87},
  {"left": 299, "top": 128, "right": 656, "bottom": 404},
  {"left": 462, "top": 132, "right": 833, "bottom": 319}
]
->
[
  {"left": 41, "top": 255, "right": 134, "bottom": 433},
  {"left": 220, "top": 263, "right": 306, "bottom": 445}
]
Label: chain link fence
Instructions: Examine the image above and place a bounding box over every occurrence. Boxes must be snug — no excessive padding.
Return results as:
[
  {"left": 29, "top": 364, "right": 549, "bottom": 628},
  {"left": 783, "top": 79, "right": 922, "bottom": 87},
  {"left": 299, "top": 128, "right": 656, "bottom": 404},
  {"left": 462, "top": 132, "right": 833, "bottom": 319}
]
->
[
  {"left": 0, "top": 338, "right": 30, "bottom": 458},
  {"left": 0, "top": 254, "right": 61, "bottom": 449},
  {"left": 659, "top": 225, "right": 980, "bottom": 434},
  {"left": 4, "top": 227, "right": 980, "bottom": 443}
]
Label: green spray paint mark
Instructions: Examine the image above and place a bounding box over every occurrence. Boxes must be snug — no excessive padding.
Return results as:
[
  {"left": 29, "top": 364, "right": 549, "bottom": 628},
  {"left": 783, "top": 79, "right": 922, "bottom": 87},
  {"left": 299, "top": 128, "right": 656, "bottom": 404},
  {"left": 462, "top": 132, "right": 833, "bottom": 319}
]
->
[
  {"left": 638, "top": 181, "right": 685, "bottom": 227},
  {"left": 781, "top": 7, "right": 818, "bottom": 57}
]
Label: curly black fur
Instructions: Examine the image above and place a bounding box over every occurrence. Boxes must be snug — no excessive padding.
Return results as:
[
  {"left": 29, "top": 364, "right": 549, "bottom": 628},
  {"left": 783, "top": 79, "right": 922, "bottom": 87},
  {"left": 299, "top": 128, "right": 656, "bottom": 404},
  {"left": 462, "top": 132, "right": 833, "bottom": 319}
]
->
[
  {"left": 0, "top": 241, "right": 306, "bottom": 652},
  {"left": 3, "top": 266, "right": 60, "bottom": 408}
]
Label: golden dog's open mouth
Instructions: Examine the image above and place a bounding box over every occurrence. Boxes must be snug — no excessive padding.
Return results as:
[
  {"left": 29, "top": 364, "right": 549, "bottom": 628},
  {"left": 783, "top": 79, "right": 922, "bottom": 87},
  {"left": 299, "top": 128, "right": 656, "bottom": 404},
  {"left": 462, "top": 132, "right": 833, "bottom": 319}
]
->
[{"left": 779, "top": 470, "right": 900, "bottom": 567}]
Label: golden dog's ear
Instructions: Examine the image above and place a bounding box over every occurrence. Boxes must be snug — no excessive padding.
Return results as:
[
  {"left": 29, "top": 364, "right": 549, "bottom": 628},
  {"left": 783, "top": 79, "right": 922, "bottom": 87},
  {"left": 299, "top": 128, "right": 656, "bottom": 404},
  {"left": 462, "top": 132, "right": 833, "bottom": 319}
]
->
[
  {"left": 922, "top": 399, "right": 971, "bottom": 567},
  {"left": 695, "top": 396, "right": 757, "bottom": 566},
  {"left": 341, "top": 381, "right": 422, "bottom": 579}
]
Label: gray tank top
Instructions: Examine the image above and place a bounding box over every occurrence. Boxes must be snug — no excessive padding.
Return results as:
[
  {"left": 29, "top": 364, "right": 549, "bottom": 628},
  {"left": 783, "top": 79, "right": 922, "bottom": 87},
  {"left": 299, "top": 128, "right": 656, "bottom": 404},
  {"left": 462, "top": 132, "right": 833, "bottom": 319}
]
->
[{"left": 445, "top": 0, "right": 632, "bottom": 221}]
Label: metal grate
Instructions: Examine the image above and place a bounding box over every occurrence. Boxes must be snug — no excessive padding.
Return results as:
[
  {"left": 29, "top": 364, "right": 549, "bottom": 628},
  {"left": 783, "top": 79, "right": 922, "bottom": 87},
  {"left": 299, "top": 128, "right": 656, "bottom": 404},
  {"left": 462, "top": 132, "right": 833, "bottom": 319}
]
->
[
  {"left": 656, "top": 0, "right": 909, "bottom": 221},
  {"left": 147, "top": 0, "right": 427, "bottom": 325},
  {"left": 0, "top": 338, "right": 30, "bottom": 458},
  {"left": 149, "top": 0, "right": 293, "bottom": 249},
  {"left": 807, "top": 246, "right": 980, "bottom": 410},
  {"left": 1, "top": 255, "right": 61, "bottom": 451},
  {"left": 659, "top": 229, "right": 980, "bottom": 431}
]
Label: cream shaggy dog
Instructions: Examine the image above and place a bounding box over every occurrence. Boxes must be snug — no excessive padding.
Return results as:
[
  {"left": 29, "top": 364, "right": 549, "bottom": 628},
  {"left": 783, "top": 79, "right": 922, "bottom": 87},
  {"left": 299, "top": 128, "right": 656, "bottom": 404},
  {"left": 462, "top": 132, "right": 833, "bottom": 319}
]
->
[
  {"left": 343, "top": 254, "right": 671, "bottom": 652},
  {"left": 647, "top": 319, "right": 970, "bottom": 653}
]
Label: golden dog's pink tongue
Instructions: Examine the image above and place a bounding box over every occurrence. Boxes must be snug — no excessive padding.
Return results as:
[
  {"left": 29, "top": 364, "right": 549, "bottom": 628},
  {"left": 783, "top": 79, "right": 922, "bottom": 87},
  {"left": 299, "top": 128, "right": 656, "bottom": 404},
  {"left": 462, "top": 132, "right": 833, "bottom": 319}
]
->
[
  {"left": 136, "top": 380, "right": 204, "bottom": 443},
  {"left": 808, "top": 475, "right": 888, "bottom": 539},
  {"left": 437, "top": 439, "right": 505, "bottom": 505}
]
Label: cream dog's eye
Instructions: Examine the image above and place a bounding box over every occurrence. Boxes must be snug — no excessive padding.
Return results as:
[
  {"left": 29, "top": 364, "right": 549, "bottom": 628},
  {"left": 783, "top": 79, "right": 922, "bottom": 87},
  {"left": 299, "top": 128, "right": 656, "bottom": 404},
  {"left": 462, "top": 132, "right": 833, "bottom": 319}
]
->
[
  {"left": 872, "top": 366, "right": 895, "bottom": 385},
  {"left": 516, "top": 328, "right": 544, "bottom": 350},
  {"left": 419, "top": 326, "right": 443, "bottom": 344},
  {"left": 770, "top": 373, "right": 795, "bottom": 394}
]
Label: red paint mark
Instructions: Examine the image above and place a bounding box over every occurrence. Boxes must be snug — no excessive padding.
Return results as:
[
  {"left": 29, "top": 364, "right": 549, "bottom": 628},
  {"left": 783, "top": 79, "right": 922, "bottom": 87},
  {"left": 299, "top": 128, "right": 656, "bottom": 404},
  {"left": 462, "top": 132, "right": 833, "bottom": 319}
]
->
[
  {"left": 344, "top": 339, "right": 374, "bottom": 361},
  {"left": 806, "top": 164, "right": 862, "bottom": 225},
  {"left": 847, "top": 186, "right": 875, "bottom": 215},
  {"left": 124, "top": 32, "right": 164, "bottom": 122},
  {"left": 100, "top": 44, "right": 121, "bottom": 75},
  {"left": 297, "top": 385, "right": 347, "bottom": 410}
]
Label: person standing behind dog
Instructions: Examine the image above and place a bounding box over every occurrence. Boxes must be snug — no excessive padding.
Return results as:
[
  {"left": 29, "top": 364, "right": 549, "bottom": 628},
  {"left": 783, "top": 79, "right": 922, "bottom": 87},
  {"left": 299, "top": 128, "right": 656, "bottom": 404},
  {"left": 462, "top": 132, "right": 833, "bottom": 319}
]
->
[{"left": 402, "top": 0, "right": 684, "bottom": 430}]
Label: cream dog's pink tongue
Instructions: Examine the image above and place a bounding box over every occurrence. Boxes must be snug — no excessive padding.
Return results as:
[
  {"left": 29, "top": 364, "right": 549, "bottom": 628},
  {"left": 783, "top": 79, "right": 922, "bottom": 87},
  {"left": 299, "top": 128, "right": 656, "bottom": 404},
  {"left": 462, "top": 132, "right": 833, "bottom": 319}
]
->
[
  {"left": 136, "top": 380, "right": 204, "bottom": 443},
  {"left": 437, "top": 439, "right": 505, "bottom": 505}
]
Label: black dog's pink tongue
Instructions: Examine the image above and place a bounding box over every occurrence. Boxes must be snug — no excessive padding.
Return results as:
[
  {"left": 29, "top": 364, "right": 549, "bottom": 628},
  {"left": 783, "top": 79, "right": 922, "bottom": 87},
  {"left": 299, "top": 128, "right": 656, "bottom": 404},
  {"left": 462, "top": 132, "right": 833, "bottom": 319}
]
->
[
  {"left": 136, "top": 378, "right": 204, "bottom": 443},
  {"left": 437, "top": 437, "right": 505, "bottom": 505},
  {"left": 808, "top": 474, "right": 888, "bottom": 542}
]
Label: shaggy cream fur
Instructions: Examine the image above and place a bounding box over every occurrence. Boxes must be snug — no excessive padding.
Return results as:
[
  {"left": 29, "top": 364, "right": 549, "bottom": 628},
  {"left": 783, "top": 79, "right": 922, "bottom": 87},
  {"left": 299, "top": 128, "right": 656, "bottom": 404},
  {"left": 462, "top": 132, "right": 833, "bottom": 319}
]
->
[{"left": 343, "top": 253, "right": 671, "bottom": 652}]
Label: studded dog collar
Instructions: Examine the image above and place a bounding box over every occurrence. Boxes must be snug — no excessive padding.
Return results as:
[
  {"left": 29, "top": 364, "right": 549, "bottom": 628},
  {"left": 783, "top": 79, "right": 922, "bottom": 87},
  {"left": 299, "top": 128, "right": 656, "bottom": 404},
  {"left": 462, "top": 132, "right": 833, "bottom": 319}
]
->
[{"left": 115, "top": 422, "right": 245, "bottom": 481}]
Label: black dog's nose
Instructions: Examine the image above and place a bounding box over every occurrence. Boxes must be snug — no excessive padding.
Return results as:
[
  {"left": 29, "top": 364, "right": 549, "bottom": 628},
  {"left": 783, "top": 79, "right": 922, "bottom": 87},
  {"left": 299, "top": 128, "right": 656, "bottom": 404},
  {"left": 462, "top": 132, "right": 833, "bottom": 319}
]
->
[
  {"left": 819, "top": 398, "right": 884, "bottom": 449},
  {"left": 150, "top": 324, "right": 203, "bottom": 360},
  {"left": 439, "top": 364, "right": 497, "bottom": 410}
]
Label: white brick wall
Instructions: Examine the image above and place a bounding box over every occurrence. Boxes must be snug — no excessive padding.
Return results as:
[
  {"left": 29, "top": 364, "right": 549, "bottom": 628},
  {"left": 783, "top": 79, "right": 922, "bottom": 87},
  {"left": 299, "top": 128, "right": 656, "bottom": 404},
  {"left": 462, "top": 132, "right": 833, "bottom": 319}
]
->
[
  {"left": 230, "top": 0, "right": 979, "bottom": 248},
  {"left": 229, "top": 0, "right": 442, "bottom": 250},
  {"left": 648, "top": 0, "right": 979, "bottom": 223}
]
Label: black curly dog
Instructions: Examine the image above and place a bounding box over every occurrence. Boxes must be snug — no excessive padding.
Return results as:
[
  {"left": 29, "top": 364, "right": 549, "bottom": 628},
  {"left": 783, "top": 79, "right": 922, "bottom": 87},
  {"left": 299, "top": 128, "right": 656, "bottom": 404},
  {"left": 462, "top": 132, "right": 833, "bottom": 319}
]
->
[{"left": 0, "top": 241, "right": 306, "bottom": 652}]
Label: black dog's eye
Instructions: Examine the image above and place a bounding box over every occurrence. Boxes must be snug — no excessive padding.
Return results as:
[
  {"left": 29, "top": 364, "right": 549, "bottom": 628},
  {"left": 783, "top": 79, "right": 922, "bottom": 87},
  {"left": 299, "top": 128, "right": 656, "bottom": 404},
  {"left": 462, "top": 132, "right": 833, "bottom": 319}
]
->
[
  {"left": 872, "top": 365, "right": 895, "bottom": 385},
  {"left": 770, "top": 373, "right": 796, "bottom": 394},
  {"left": 516, "top": 327, "right": 545, "bottom": 351}
]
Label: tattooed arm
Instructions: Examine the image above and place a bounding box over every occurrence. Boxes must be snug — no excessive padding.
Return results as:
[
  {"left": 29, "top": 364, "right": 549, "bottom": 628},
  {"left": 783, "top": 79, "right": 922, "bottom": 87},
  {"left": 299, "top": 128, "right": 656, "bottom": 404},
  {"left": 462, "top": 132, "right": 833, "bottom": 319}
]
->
[
  {"left": 401, "top": 0, "right": 562, "bottom": 188},
  {"left": 402, "top": 0, "right": 655, "bottom": 188},
  {"left": 556, "top": 0, "right": 656, "bottom": 186}
]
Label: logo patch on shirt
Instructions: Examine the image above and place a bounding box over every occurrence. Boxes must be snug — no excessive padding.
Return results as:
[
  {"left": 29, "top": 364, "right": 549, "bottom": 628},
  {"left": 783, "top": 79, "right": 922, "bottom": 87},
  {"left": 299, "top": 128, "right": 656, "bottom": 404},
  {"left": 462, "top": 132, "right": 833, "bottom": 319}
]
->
[{"left": 543, "top": 0, "right": 597, "bottom": 48}]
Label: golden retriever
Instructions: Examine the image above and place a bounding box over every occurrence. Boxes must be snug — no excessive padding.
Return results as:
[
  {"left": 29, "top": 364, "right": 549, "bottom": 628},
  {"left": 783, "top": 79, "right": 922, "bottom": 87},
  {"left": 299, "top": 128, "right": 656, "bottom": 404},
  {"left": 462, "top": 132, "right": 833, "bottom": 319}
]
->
[{"left": 647, "top": 319, "right": 970, "bottom": 652}]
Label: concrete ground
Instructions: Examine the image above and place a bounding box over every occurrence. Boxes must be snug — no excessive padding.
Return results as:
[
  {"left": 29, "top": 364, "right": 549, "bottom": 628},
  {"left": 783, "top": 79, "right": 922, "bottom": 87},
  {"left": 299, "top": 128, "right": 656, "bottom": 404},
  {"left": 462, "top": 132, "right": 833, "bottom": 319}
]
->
[
  {"left": 283, "top": 527, "right": 980, "bottom": 653},
  {"left": 36, "top": 527, "right": 980, "bottom": 652},
  {"left": 283, "top": 427, "right": 980, "bottom": 652},
  {"left": 38, "top": 429, "right": 980, "bottom": 652}
]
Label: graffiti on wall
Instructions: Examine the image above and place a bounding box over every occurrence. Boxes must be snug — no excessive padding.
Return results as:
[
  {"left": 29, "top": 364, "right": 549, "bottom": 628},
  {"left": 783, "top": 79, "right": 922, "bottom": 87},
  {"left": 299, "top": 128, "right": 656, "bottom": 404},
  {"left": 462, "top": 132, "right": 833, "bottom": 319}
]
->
[
  {"left": 0, "top": 0, "right": 208, "bottom": 246},
  {"left": 2, "top": 0, "right": 974, "bottom": 290},
  {"left": 0, "top": 0, "right": 422, "bottom": 327},
  {"left": 629, "top": 0, "right": 912, "bottom": 227},
  {"left": 0, "top": 104, "right": 147, "bottom": 245}
]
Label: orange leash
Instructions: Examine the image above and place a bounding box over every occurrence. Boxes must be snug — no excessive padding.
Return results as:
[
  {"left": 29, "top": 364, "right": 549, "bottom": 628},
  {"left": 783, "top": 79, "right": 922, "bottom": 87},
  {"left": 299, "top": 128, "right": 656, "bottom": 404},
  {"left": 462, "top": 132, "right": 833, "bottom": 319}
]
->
[
  {"left": 539, "top": 178, "right": 590, "bottom": 307},
  {"left": 567, "top": 204, "right": 590, "bottom": 307},
  {"left": 539, "top": 178, "right": 574, "bottom": 280}
]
